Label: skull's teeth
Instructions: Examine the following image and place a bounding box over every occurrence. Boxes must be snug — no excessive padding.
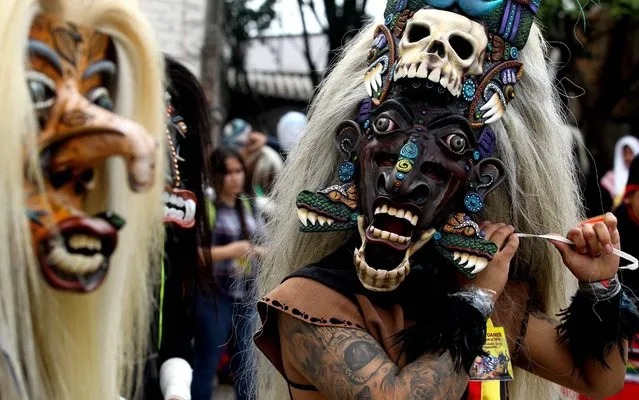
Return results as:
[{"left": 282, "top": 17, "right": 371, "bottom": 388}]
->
[
  {"left": 393, "top": 60, "right": 462, "bottom": 97},
  {"left": 428, "top": 68, "right": 441, "bottom": 82}
]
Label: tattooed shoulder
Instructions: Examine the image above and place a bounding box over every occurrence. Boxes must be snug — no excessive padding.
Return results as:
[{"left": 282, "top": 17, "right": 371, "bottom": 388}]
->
[{"left": 277, "top": 312, "right": 469, "bottom": 400}]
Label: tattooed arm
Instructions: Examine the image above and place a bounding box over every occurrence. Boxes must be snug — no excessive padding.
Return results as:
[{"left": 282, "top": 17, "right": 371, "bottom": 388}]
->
[
  {"left": 278, "top": 313, "right": 469, "bottom": 400},
  {"left": 516, "top": 311, "right": 626, "bottom": 399}
]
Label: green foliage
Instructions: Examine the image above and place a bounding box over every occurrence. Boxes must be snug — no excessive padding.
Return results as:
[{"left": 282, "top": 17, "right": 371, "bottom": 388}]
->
[
  {"left": 538, "top": 0, "right": 639, "bottom": 28},
  {"left": 607, "top": 0, "right": 639, "bottom": 19},
  {"left": 224, "top": 0, "right": 277, "bottom": 42},
  {"left": 224, "top": 0, "right": 277, "bottom": 69}
]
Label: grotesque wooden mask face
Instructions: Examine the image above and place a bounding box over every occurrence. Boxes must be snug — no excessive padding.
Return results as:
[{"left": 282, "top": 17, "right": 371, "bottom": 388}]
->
[
  {"left": 163, "top": 103, "right": 196, "bottom": 229},
  {"left": 24, "top": 14, "right": 157, "bottom": 292}
]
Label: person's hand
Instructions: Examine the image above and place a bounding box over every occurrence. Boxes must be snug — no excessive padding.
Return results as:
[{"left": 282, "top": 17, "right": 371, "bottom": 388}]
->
[
  {"left": 229, "top": 240, "right": 251, "bottom": 259},
  {"left": 550, "top": 212, "right": 620, "bottom": 282},
  {"left": 249, "top": 245, "right": 267, "bottom": 259},
  {"left": 459, "top": 222, "right": 519, "bottom": 301},
  {"left": 246, "top": 131, "right": 267, "bottom": 155}
]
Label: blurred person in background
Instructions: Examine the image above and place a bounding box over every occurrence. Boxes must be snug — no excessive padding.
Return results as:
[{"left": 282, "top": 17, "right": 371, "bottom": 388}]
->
[
  {"left": 276, "top": 111, "right": 307, "bottom": 158},
  {"left": 222, "top": 118, "right": 283, "bottom": 197},
  {"left": 607, "top": 154, "right": 639, "bottom": 400},
  {"left": 601, "top": 136, "right": 639, "bottom": 209},
  {"left": 143, "top": 56, "right": 214, "bottom": 400},
  {"left": 191, "top": 147, "right": 263, "bottom": 400},
  {"left": 615, "top": 155, "right": 639, "bottom": 295}
]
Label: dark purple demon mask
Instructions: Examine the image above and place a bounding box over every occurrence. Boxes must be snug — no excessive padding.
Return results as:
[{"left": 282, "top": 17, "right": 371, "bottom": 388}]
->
[{"left": 297, "top": 0, "right": 540, "bottom": 291}]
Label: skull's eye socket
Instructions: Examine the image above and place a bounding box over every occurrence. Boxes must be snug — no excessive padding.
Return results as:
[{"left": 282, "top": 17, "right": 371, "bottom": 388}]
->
[
  {"left": 373, "top": 116, "right": 398, "bottom": 134},
  {"left": 445, "top": 133, "right": 467, "bottom": 154},
  {"left": 407, "top": 24, "right": 431, "bottom": 43},
  {"left": 449, "top": 35, "right": 474, "bottom": 60}
]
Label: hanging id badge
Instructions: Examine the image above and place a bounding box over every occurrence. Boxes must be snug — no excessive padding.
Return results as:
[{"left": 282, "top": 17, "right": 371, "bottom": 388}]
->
[{"left": 470, "top": 318, "right": 514, "bottom": 382}]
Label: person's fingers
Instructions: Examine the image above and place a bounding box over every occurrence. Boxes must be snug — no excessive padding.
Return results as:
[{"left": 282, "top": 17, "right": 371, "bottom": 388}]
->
[
  {"left": 484, "top": 223, "right": 506, "bottom": 241},
  {"left": 593, "top": 222, "right": 613, "bottom": 255},
  {"left": 581, "top": 223, "right": 603, "bottom": 257},
  {"left": 604, "top": 212, "right": 621, "bottom": 247},
  {"left": 567, "top": 228, "right": 588, "bottom": 255},
  {"left": 500, "top": 233, "right": 519, "bottom": 258},
  {"left": 490, "top": 225, "right": 516, "bottom": 249},
  {"left": 479, "top": 220, "right": 492, "bottom": 229},
  {"left": 549, "top": 239, "right": 573, "bottom": 266}
]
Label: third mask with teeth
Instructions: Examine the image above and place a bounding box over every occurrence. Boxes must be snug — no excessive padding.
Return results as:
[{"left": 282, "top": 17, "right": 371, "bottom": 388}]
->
[{"left": 163, "top": 100, "right": 197, "bottom": 229}]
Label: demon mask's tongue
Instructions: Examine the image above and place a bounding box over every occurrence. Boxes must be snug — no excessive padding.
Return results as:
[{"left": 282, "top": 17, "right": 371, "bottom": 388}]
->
[{"left": 354, "top": 216, "right": 435, "bottom": 292}]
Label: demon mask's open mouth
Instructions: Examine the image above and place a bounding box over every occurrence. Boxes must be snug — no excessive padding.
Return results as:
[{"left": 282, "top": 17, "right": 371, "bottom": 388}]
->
[
  {"left": 163, "top": 188, "right": 197, "bottom": 228},
  {"left": 354, "top": 199, "right": 436, "bottom": 291},
  {"left": 40, "top": 213, "right": 123, "bottom": 292}
]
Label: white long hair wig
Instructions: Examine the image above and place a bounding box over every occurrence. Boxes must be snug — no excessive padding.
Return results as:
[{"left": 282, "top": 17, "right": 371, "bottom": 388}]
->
[
  {"left": 0, "top": 0, "right": 165, "bottom": 398},
  {"left": 253, "top": 19, "right": 582, "bottom": 400}
]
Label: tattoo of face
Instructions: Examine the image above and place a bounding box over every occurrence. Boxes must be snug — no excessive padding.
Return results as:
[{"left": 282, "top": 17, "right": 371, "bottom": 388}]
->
[
  {"left": 355, "top": 386, "right": 373, "bottom": 399},
  {"left": 345, "top": 341, "right": 381, "bottom": 372},
  {"left": 278, "top": 313, "right": 470, "bottom": 399}
]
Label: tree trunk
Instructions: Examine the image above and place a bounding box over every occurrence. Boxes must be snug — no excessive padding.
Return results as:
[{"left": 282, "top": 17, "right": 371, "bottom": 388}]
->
[
  {"left": 200, "top": 0, "right": 225, "bottom": 146},
  {"left": 581, "top": 16, "right": 631, "bottom": 169},
  {"left": 297, "top": 0, "right": 321, "bottom": 87}
]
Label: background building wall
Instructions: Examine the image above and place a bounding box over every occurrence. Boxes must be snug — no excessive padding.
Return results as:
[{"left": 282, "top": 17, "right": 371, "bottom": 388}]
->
[{"left": 139, "top": 0, "right": 207, "bottom": 78}]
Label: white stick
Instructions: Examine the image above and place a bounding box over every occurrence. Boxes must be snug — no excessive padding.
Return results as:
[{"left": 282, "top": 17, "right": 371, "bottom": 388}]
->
[{"left": 516, "top": 233, "right": 638, "bottom": 271}]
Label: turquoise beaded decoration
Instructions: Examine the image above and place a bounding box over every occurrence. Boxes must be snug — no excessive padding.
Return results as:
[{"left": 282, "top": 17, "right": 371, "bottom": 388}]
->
[
  {"left": 464, "top": 192, "right": 484, "bottom": 213},
  {"left": 462, "top": 79, "right": 477, "bottom": 102},
  {"left": 339, "top": 162, "right": 355, "bottom": 182},
  {"left": 400, "top": 142, "right": 419, "bottom": 159}
]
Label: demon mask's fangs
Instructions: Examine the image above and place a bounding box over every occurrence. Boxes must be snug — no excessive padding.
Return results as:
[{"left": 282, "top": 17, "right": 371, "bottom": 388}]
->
[{"left": 354, "top": 215, "right": 436, "bottom": 291}]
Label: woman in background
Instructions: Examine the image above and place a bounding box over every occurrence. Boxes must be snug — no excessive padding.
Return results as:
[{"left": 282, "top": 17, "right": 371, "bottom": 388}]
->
[
  {"left": 601, "top": 135, "right": 639, "bottom": 209},
  {"left": 192, "top": 147, "right": 262, "bottom": 400}
]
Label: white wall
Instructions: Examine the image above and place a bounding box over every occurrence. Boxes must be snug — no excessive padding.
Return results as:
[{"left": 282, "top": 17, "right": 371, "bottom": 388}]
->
[{"left": 139, "top": 0, "right": 207, "bottom": 77}]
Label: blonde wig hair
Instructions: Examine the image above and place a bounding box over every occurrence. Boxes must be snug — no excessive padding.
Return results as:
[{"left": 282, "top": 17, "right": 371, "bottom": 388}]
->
[
  {"left": 254, "top": 20, "right": 582, "bottom": 400},
  {"left": 0, "top": 0, "right": 165, "bottom": 399}
]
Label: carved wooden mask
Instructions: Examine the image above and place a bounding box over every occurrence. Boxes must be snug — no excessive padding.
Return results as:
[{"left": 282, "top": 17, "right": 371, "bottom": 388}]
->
[{"left": 24, "top": 14, "right": 157, "bottom": 292}]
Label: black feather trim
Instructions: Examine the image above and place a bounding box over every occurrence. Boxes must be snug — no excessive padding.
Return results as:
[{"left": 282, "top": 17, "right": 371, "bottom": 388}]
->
[
  {"left": 392, "top": 294, "right": 487, "bottom": 373},
  {"left": 556, "top": 288, "right": 639, "bottom": 374}
]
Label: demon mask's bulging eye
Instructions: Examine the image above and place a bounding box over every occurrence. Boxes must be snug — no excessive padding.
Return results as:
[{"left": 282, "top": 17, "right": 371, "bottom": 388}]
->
[
  {"left": 373, "top": 115, "right": 398, "bottom": 135},
  {"left": 444, "top": 133, "right": 467, "bottom": 154}
]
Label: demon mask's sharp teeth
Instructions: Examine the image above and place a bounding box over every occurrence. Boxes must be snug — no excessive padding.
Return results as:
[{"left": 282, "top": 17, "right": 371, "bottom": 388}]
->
[
  {"left": 453, "top": 251, "right": 461, "bottom": 261},
  {"left": 357, "top": 215, "right": 367, "bottom": 244},
  {"left": 465, "top": 255, "right": 477, "bottom": 270},
  {"left": 472, "top": 257, "right": 489, "bottom": 274},
  {"left": 405, "top": 228, "right": 436, "bottom": 259},
  {"left": 297, "top": 208, "right": 309, "bottom": 226},
  {"left": 307, "top": 212, "right": 318, "bottom": 225},
  {"left": 459, "top": 253, "right": 470, "bottom": 265},
  {"left": 354, "top": 220, "right": 435, "bottom": 292}
]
